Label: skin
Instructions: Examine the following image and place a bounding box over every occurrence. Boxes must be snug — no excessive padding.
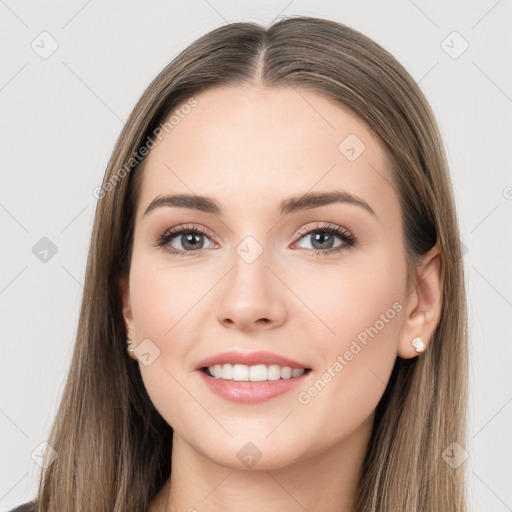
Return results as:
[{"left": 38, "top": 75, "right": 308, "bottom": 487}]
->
[{"left": 118, "top": 85, "right": 443, "bottom": 512}]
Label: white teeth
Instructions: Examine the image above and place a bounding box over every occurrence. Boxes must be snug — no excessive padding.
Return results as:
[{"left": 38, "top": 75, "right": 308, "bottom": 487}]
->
[
  {"left": 250, "top": 364, "right": 268, "bottom": 381},
  {"left": 207, "top": 363, "right": 306, "bottom": 381},
  {"left": 232, "top": 364, "right": 248, "bottom": 381}
]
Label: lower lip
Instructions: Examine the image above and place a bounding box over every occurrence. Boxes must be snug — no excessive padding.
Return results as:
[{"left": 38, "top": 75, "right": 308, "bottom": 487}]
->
[{"left": 197, "top": 369, "right": 312, "bottom": 404}]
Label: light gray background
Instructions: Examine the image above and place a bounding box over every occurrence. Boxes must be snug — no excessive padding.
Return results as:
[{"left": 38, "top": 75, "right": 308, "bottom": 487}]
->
[{"left": 1, "top": 1, "right": 511, "bottom": 510}]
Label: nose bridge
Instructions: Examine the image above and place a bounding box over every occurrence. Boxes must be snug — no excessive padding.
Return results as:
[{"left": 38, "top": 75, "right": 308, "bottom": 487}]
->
[{"left": 216, "top": 234, "right": 286, "bottom": 330}]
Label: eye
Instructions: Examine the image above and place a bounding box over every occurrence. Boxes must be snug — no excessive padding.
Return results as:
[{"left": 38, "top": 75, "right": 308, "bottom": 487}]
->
[
  {"left": 154, "top": 222, "right": 357, "bottom": 257},
  {"left": 292, "top": 223, "right": 357, "bottom": 256},
  {"left": 154, "top": 224, "right": 216, "bottom": 256}
]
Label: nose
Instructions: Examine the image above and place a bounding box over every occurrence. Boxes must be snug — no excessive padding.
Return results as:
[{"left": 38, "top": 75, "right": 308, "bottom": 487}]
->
[{"left": 216, "top": 249, "right": 287, "bottom": 332}]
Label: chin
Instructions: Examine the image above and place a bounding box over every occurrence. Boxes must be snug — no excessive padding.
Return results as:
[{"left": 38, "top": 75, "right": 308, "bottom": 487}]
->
[{"left": 192, "top": 432, "right": 310, "bottom": 472}]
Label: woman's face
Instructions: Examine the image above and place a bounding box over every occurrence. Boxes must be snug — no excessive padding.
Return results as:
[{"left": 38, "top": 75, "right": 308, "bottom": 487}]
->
[{"left": 121, "top": 85, "right": 410, "bottom": 469}]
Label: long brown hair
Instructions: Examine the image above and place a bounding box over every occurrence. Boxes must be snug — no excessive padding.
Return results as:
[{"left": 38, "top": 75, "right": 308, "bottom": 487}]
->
[{"left": 30, "top": 15, "right": 467, "bottom": 511}]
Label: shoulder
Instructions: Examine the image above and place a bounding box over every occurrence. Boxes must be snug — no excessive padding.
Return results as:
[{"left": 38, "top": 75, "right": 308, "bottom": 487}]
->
[{"left": 6, "top": 501, "right": 36, "bottom": 512}]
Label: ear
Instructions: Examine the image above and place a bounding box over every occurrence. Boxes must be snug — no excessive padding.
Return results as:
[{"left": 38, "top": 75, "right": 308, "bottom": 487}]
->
[
  {"left": 117, "top": 274, "right": 137, "bottom": 342},
  {"left": 397, "top": 243, "right": 444, "bottom": 359}
]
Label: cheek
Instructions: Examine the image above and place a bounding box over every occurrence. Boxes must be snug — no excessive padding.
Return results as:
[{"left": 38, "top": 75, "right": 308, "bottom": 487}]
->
[
  {"left": 289, "top": 251, "right": 405, "bottom": 451},
  {"left": 324, "top": 267, "right": 403, "bottom": 355},
  {"left": 291, "top": 246, "right": 405, "bottom": 355},
  {"left": 127, "top": 254, "right": 209, "bottom": 425},
  {"left": 128, "top": 245, "right": 214, "bottom": 348}
]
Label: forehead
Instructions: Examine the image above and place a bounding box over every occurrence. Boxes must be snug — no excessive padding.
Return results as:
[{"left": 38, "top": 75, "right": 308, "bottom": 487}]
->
[{"left": 135, "top": 85, "right": 398, "bottom": 223}]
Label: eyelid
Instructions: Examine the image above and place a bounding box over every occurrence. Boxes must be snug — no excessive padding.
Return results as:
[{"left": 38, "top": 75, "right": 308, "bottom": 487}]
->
[
  {"left": 156, "top": 223, "right": 215, "bottom": 242},
  {"left": 295, "top": 221, "right": 348, "bottom": 237}
]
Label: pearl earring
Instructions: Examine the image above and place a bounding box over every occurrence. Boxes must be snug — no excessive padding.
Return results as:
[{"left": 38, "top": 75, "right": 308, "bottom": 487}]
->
[
  {"left": 411, "top": 336, "right": 426, "bottom": 353},
  {"left": 126, "top": 339, "right": 135, "bottom": 358}
]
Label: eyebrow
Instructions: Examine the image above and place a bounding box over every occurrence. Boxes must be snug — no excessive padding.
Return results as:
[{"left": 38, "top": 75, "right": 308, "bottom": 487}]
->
[{"left": 143, "top": 190, "right": 375, "bottom": 218}]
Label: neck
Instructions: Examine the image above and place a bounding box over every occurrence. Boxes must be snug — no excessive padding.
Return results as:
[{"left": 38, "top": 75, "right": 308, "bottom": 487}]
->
[{"left": 150, "top": 414, "right": 373, "bottom": 512}]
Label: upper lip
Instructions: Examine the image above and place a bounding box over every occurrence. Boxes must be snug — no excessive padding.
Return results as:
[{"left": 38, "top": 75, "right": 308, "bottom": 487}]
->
[{"left": 195, "top": 350, "right": 310, "bottom": 370}]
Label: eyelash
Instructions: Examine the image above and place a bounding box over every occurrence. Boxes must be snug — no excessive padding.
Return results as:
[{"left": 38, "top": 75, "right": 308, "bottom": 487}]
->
[{"left": 154, "top": 222, "right": 357, "bottom": 257}]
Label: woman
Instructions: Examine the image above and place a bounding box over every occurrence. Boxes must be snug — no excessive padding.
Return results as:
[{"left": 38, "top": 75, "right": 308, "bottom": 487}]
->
[{"left": 11, "top": 15, "right": 467, "bottom": 512}]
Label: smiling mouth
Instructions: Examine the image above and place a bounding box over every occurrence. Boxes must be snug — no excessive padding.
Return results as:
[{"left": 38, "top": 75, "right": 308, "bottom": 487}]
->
[{"left": 201, "top": 364, "right": 312, "bottom": 382}]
